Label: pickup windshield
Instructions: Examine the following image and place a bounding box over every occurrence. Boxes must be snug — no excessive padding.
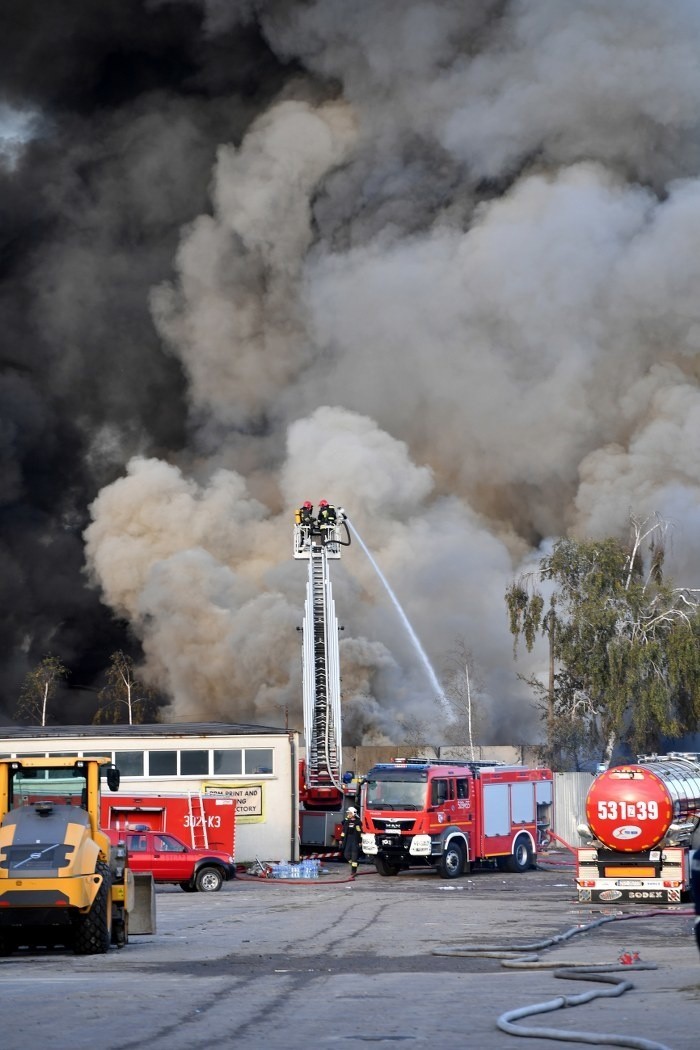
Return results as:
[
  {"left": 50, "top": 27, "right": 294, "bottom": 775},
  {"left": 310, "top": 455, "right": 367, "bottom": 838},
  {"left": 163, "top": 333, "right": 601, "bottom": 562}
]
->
[{"left": 365, "top": 777, "right": 427, "bottom": 811}]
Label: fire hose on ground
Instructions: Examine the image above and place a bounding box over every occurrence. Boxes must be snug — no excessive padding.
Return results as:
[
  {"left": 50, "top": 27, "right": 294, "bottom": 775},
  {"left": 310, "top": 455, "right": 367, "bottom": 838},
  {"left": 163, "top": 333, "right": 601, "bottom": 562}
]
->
[{"left": 433, "top": 908, "right": 694, "bottom": 1049}]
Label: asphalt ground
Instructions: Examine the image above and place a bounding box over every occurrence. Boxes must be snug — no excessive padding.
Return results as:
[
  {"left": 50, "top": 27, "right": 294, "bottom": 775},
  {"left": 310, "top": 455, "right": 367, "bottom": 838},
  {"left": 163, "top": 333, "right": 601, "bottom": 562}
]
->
[{"left": 1, "top": 853, "right": 699, "bottom": 1049}]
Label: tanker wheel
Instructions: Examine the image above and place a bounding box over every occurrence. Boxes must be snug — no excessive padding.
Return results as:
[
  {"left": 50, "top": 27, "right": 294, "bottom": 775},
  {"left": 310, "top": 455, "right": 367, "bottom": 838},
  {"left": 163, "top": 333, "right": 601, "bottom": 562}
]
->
[
  {"left": 0, "top": 931, "right": 15, "bottom": 956},
  {"left": 195, "top": 866, "right": 224, "bottom": 892},
  {"left": 74, "top": 862, "right": 112, "bottom": 955},
  {"left": 374, "top": 856, "right": 400, "bottom": 877},
  {"left": 437, "top": 840, "right": 465, "bottom": 880},
  {"left": 503, "top": 835, "right": 534, "bottom": 874}
]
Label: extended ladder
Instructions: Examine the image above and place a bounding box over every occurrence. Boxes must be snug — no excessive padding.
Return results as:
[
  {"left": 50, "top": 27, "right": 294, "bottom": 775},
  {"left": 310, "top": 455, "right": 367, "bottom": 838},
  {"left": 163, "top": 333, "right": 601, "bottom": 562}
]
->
[{"left": 297, "top": 533, "right": 343, "bottom": 794}]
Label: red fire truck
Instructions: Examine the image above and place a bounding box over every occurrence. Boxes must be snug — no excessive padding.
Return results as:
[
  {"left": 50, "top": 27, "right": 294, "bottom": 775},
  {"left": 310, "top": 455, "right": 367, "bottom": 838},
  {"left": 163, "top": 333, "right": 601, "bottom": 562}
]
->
[
  {"left": 100, "top": 792, "right": 236, "bottom": 855},
  {"left": 576, "top": 752, "right": 700, "bottom": 904},
  {"left": 360, "top": 759, "right": 553, "bottom": 878}
]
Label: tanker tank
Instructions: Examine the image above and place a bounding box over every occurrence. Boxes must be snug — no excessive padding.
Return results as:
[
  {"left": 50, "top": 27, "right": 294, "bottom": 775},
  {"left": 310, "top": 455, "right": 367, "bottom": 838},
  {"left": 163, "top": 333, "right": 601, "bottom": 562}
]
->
[{"left": 585, "top": 754, "right": 700, "bottom": 853}]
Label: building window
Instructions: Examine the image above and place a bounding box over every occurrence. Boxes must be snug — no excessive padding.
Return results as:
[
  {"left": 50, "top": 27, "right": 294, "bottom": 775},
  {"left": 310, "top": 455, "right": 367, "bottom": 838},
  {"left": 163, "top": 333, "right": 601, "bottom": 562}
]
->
[
  {"left": 244, "top": 748, "right": 273, "bottom": 774},
  {"left": 213, "top": 749, "right": 242, "bottom": 775},
  {"left": 149, "top": 751, "right": 177, "bottom": 776},
  {"left": 114, "top": 750, "right": 144, "bottom": 776},
  {"left": 181, "top": 750, "right": 210, "bottom": 776}
]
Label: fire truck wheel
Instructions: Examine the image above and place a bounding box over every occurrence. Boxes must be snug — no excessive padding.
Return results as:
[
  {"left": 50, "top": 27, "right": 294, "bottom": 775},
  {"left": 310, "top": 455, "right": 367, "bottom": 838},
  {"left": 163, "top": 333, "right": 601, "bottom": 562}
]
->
[
  {"left": 374, "top": 856, "right": 400, "bottom": 877},
  {"left": 438, "top": 840, "right": 465, "bottom": 880},
  {"left": 503, "top": 834, "right": 534, "bottom": 874},
  {"left": 195, "top": 866, "right": 224, "bottom": 892}
]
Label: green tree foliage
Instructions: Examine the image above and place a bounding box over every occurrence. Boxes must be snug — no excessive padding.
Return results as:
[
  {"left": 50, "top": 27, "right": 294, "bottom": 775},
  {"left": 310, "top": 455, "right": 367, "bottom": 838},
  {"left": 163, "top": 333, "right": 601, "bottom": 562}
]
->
[
  {"left": 94, "top": 650, "right": 159, "bottom": 726},
  {"left": 14, "top": 655, "right": 69, "bottom": 726},
  {"left": 505, "top": 517, "right": 700, "bottom": 766}
]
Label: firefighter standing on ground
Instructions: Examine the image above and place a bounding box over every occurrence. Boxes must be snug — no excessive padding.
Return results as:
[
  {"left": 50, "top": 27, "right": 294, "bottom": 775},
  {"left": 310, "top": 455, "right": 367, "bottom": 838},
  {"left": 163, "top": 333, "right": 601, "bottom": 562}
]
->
[
  {"left": 340, "top": 806, "right": 362, "bottom": 878},
  {"left": 691, "top": 825, "right": 700, "bottom": 956}
]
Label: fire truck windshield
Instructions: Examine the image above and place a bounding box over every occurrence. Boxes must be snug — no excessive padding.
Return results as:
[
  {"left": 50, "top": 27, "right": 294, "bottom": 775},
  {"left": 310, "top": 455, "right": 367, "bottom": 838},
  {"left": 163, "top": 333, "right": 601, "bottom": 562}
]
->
[{"left": 365, "top": 775, "right": 427, "bottom": 810}]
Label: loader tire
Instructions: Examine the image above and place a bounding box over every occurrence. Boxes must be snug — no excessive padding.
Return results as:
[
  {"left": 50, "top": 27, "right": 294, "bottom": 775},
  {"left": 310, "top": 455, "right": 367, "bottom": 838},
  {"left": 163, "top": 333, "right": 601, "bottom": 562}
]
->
[{"left": 74, "top": 862, "right": 112, "bottom": 955}]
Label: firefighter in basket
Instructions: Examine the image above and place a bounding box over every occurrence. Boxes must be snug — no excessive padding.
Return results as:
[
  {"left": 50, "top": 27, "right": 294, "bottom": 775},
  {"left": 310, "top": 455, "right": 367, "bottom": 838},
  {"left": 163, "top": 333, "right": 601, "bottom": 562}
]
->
[
  {"left": 317, "top": 499, "right": 337, "bottom": 534},
  {"left": 340, "top": 806, "right": 362, "bottom": 879},
  {"left": 295, "top": 501, "right": 315, "bottom": 528}
]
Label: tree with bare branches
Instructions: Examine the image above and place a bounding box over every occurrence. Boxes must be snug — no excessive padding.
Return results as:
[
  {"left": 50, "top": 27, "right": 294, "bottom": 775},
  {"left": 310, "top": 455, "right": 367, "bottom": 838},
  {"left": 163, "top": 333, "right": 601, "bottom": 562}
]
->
[
  {"left": 505, "top": 515, "right": 700, "bottom": 767},
  {"left": 94, "top": 651, "right": 159, "bottom": 725},
  {"left": 14, "top": 655, "right": 69, "bottom": 726},
  {"left": 440, "top": 640, "right": 487, "bottom": 759}
]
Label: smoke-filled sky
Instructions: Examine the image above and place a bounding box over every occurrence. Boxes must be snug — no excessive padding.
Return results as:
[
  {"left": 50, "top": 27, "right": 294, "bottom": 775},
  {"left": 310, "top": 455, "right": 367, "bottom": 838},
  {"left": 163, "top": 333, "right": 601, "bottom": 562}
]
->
[{"left": 3, "top": 1, "right": 700, "bottom": 743}]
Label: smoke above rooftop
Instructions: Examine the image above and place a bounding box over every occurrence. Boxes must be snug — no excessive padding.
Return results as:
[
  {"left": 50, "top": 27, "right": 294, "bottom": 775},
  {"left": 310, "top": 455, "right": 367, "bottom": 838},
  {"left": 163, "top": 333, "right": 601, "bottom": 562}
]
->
[{"left": 3, "top": 1, "right": 700, "bottom": 742}]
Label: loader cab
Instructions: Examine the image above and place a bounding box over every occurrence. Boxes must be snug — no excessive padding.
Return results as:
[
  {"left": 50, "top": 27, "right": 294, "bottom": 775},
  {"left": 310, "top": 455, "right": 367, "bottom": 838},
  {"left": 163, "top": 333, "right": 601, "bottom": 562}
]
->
[{"left": 1, "top": 757, "right": 121, "bottom": 826}]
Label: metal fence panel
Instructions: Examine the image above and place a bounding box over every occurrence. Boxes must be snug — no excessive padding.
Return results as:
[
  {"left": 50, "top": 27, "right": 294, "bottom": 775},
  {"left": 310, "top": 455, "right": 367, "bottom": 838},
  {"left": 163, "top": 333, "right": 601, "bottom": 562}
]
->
[{"left": 551, "top": 772, "right": 594, "bottom": 852}]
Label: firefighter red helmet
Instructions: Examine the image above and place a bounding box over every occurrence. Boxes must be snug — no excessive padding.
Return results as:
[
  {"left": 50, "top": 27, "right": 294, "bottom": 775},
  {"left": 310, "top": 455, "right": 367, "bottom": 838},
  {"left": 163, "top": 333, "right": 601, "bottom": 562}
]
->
[
  {"left": 319, "top": 499, "right": 329, "bottom": 507},
  {"left": 303, "top": 501, "right": 312, "bottom": 509}
]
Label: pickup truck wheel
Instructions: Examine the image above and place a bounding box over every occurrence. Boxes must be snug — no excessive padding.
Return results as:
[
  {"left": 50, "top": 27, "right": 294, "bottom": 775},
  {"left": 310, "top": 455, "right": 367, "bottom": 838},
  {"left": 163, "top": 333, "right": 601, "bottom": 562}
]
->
[
  {"left": 195, "top": 866, "right": 224, "bottom": 892},
  {"left": 74, "top": 862, "right": 112, "bottom": 954},
  {"left": 179, "top": 881, "right": 197, "bottom": 892},
  {"left": 503, "top": 834, "right": 534, "bottom": 873},
  {"left": 437, "top": 840, "right": 465, "bottom": 880},
  {"left": 374, "top": 856, "right": 400, "bottom": 877}
]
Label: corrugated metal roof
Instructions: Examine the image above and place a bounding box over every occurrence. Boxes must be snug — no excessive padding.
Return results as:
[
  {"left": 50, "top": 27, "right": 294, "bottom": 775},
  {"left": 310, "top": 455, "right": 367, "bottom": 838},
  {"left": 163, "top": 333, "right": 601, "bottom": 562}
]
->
[{"left": 0, "top": 722, "right": 287, "bottom": 740}]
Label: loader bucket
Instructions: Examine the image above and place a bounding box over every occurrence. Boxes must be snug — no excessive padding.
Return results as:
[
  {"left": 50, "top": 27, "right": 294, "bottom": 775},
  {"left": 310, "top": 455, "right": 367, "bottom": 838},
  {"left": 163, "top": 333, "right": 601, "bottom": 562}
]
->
[{"left": 129, "top": 873, "right": 156, "bottom": 935}]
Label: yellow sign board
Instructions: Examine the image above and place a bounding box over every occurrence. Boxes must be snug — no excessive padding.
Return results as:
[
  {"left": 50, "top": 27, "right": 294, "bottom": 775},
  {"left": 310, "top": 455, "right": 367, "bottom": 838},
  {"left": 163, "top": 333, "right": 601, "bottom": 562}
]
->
[{"left": 203, "top": 782, "right": 264, "bottom": 823}]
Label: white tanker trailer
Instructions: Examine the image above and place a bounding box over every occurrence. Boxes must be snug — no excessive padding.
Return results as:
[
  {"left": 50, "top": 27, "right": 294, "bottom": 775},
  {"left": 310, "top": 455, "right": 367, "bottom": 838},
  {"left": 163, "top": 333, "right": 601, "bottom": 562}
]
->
[{"left": 576, "top": 752, "right": 700, "bottom": 904}]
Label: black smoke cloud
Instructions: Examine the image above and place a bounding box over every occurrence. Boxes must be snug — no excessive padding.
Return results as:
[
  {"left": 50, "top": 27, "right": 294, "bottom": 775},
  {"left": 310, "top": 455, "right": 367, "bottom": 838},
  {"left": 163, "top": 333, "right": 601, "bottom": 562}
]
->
[
  {"left": 3, "top": 2, "right": 700, "bottom": 745},
  {"left": 0, "top": 0, "right": 291, "bottom": 717}
]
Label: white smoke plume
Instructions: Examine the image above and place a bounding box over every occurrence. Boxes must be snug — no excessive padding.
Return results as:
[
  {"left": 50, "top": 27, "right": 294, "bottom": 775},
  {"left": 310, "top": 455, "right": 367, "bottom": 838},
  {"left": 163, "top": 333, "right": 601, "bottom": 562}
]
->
[{"left": 4, "top": 2, "right": 700, "bottom": 742}]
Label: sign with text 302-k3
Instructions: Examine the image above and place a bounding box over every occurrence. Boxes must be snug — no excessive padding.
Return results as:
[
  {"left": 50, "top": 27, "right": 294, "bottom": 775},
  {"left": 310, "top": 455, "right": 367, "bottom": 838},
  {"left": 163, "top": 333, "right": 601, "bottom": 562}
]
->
[{"left": 203, "top": 783, "right": 264, "bottom": 823}]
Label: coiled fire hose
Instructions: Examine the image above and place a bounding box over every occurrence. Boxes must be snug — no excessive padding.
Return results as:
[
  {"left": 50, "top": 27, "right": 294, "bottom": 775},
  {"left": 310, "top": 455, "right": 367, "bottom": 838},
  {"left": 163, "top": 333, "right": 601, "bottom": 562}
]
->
[{"left": 433, "top": 908, "right": 693, "bottom": 1049}]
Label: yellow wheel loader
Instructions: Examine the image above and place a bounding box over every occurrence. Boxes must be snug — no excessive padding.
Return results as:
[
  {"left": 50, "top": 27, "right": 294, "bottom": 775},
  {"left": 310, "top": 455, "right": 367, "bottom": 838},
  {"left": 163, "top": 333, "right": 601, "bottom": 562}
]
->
[{"left": 0, "top": 756, "right": 153, "bottom": 955}]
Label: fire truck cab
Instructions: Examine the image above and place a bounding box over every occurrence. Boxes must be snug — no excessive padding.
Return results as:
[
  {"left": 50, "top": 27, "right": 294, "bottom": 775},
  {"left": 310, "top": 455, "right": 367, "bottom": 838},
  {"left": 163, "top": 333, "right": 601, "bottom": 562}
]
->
[{"left": 360, "top": 759, "right": 553, "bottom": 879}]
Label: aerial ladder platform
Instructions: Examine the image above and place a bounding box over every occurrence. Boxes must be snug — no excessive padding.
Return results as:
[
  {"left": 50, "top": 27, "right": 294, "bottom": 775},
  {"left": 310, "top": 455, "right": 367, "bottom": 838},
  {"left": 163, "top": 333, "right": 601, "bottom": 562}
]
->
[{"left": 294, "top": 509, "right": 350, "bottom": 812}]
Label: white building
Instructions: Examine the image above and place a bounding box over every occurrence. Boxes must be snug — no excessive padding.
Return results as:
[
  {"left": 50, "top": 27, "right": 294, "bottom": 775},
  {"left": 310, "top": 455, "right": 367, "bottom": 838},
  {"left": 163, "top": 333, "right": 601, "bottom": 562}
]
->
[{"left": 0, "top": 723, "right": 300, "bottom": 863}]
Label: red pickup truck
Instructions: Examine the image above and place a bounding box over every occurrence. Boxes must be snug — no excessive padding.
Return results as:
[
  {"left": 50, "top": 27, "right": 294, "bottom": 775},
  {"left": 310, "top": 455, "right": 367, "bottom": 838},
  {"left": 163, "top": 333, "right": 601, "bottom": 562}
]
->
[{"left": 106, "top": 828, "right": 236, "bottom": 892}]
